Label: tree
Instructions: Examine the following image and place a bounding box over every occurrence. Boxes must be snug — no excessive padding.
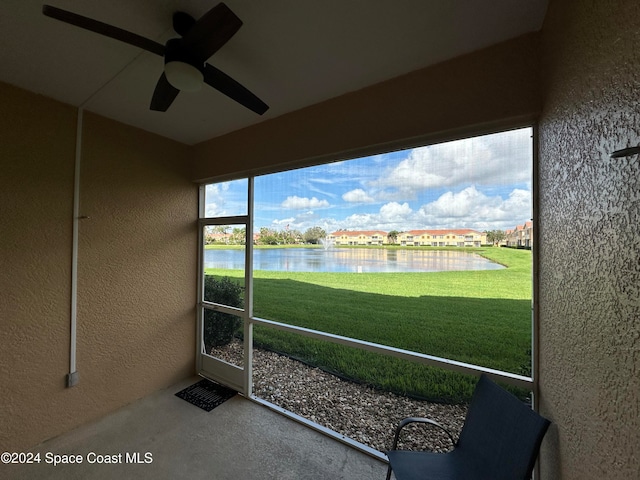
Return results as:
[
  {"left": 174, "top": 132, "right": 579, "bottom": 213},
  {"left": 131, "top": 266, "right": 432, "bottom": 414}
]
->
[
  {"left": 303, "top": 226, "right": 326, "bottom": 244},
  {"left": 230, "top": 227, "right": 246, "bottom": 245},
  {"left": 213, "top": 225, "right": 229, "bottom": 234},
  {"left": 486, "top": 230, "right": 506, "bottom": 246},
  {"left": 387, "top": 230, "right": 400, "bottom": 244},
  {"left": 259, "top": 227, "right": 279, "bottom": 245}
]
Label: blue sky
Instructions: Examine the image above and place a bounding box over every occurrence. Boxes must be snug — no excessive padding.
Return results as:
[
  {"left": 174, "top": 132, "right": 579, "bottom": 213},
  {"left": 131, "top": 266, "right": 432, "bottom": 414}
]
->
[{"left": 205, "top": 127, "right": 532, "bottom": 233}]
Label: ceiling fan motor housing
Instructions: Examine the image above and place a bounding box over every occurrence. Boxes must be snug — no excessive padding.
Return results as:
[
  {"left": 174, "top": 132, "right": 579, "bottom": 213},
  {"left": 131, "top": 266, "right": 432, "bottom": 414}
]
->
[
  {"left": 164, "top": 38, "right": 204, "bottom": 91},
  {"left": 172, "top": 11, "right": 196, "bottom": 36}
]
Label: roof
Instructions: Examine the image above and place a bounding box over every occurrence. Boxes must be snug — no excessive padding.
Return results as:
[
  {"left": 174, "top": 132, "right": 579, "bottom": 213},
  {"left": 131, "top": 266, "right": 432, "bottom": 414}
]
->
[
  {"left": 330, "top": 230, "right": 388, "bottom": 237},
  {"left": 406, "top": 229, "right": 484, "bottom": 236}
]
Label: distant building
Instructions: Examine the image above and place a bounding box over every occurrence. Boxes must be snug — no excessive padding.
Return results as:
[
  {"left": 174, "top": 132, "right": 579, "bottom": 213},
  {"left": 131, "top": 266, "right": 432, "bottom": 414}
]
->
[
  {"left": 328, "top": 229, "right": 487, "bottom": 247},
  {"left": 204, "top": 232, "right": 232, "bottom": 244},
  {"left": 504, "top": 221, "right": 533, "bottom": 248},
  {"left": 398, "top": 229, "right": 486, "bottom": 247},
  {"left": 204, "top": 227, "right": 259, "bottom": 244},
  {"left": 329, "top": 230, "right": 389, "bottom": 246}
]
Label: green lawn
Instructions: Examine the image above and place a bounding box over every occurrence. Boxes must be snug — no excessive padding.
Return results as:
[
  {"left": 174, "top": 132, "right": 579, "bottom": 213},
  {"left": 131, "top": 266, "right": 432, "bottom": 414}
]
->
[{"left": 205, "top": 247, "right": 532, "bottom": 402}]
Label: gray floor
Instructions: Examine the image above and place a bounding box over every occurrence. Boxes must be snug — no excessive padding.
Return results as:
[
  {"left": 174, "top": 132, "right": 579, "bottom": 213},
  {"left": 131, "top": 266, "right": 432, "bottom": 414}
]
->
[{"left": 4, "top": 377, "right": 388, "bottom": 479}]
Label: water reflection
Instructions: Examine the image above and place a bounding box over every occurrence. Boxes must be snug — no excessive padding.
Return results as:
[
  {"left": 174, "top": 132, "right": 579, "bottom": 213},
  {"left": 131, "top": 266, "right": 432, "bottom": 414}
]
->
[{"left": 204, "top": 248, "right": 504, "bottom": 273}]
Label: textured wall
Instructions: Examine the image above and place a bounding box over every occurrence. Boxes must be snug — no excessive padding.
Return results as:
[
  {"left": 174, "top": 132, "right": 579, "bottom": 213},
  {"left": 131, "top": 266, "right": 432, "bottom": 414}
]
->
[
  {"left": 0, "top": 83, "right": 76, "bottom": 452},
  {"left": 74, "top": 111, "right": 198, "bottom": 432},
  {"left": 538, "top": 0, "right": 640, "bottom": 478},
  {"left": 0, "top": 84, "right": 198, "bottom": 452}
]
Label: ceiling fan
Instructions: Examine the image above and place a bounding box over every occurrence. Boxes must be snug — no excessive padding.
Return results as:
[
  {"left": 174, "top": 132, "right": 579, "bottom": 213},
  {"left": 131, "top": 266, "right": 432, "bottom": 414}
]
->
[{"left": 42, "top": 3, "right": 269, "bottom": 114}]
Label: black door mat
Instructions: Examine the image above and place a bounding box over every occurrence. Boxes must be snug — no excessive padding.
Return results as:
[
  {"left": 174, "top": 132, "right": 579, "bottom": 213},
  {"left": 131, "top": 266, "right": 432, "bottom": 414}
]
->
[{"left": 175, "top": 379, "right": 237, "bottom": 412}]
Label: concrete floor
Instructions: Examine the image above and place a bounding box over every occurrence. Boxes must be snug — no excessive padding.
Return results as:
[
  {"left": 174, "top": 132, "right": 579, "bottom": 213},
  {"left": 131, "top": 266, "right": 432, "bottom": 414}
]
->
[{"left": 4, "top": 377, "right": 388, "bottom": 480}]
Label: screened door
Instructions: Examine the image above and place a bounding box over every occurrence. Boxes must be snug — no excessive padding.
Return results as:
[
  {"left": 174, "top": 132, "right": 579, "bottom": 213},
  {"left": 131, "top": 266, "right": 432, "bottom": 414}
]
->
[{"left": 197, "top": 180, "right": 253, "bottom": 395}]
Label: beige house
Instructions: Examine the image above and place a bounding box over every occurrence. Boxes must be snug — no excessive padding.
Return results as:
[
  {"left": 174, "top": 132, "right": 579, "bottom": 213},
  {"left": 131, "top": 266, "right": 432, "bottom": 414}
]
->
[
  {"left": 1, "top": 1, "right": 638, "bottom": 478},
  {"left": 398, "top": 229, "right": 487, "bottom": 247},
  {"left": 329, "top": 230, "right": 389, "bottom": 246},
  {"left": 329, "top": 229, "right": 486, "bottom": 247},
  {"left": 504, "top": 221, "right": 534, "bottom": 248}
]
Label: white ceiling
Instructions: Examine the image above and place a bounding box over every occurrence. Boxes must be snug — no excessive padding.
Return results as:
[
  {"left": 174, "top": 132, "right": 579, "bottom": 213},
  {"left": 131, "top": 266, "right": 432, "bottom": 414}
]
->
[{"left": 0, "top": 0, "right": 548, "bottom": 145}]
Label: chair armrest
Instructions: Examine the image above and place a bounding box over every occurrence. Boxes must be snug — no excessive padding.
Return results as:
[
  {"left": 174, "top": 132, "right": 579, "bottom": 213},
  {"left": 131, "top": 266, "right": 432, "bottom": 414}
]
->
[{"left": 390, "top": 417, "right": 458, "bottom": 450}]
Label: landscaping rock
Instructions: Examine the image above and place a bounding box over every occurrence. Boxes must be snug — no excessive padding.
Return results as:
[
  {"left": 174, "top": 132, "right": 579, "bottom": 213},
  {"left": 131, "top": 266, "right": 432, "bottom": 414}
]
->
[{"left": 210, "top": 341, "right": 467, "bottom": 453}]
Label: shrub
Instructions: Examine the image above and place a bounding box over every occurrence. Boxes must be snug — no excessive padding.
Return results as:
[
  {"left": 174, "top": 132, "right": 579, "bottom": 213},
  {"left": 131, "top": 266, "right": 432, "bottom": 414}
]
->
[{"left": 203, "top": 276, "right": 244, "bottom": 352}]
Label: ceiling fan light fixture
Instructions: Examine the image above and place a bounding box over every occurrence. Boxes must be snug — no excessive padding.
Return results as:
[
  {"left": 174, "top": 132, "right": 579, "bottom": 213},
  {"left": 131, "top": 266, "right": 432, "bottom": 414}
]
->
[{"left": 165, "top": 61, "right": 204, "bottom": 92}]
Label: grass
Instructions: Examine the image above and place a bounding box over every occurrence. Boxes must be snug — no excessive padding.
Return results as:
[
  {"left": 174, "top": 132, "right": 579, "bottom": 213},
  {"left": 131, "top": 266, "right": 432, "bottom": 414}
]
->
[{"left": 205, "top": 247, "right": 532, "bottom": 403}]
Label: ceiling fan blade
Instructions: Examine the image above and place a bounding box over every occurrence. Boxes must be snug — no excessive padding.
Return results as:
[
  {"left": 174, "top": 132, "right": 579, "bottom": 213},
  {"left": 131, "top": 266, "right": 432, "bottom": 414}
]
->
[
  {"left": 150, "top": 73, "right": 180, "bottom": 111},
  {"left": 204, "top": 64, "right": 268, "bottom": 115},
  {"left": 181, "top": 3, "right": 243, "bottom": 62},
  {"left": 42, "top": 5, "right": 165, "bottom": 57}
]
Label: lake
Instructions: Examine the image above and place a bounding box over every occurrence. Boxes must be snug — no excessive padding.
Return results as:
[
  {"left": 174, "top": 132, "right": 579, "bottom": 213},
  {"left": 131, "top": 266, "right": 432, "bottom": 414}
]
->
[{"left": 204, "top": 248, "right": 505, "bottom": 273}]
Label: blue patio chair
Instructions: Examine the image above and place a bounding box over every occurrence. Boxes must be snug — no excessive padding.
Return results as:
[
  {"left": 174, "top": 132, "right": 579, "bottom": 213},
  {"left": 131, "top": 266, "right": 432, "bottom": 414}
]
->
[{"left": 386, "top": 374, "right": 550, "bottom": 480}]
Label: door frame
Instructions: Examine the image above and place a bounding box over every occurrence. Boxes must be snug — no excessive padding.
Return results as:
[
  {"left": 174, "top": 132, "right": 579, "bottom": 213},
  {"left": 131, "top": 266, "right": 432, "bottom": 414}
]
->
[{"left": 196, "top": 179, "right": 254, "bottom": 395}]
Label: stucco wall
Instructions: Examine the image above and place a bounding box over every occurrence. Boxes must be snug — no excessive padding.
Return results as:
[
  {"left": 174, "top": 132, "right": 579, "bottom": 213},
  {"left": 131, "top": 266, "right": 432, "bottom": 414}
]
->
[
  {"left": 537, "top": 0, "right": 640, "bottom": 478},
  {"left": 192, "top": 33, "right": 541, "bottom": 181},
  {"left": 0, "top": 83, "right": 76, "bottom": 452},
  {"left": 0, "top": 83, "right": 198, "bottom": 452}
]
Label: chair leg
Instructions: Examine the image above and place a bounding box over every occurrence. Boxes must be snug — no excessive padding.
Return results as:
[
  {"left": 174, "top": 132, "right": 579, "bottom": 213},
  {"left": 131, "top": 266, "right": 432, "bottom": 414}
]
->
[{"left": 386, "top": 464, "right": 392, "bottom": 480}]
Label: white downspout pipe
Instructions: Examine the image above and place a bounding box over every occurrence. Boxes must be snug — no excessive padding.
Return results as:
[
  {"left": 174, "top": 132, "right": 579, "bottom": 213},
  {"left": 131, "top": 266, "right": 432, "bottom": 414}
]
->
[
  {"left": 62, "top": 35, "right": 168, "bottom": 387},
  {"left": 67, "top": 107, "right": 83, "bottom": 387}
]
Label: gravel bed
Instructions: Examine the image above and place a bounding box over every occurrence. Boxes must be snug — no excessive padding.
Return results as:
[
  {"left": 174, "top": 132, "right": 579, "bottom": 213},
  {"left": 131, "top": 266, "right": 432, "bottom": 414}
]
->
[{"left": 211, "top": 341, "right": 467, "bottom": 453}]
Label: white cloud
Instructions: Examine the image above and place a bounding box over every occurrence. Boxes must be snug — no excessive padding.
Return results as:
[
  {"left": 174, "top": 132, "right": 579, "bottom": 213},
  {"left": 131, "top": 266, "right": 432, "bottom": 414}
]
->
[
  {"left": 204, "top": 183, "right": 230, "bottom": 216},
  {"left": 342, "top": 189, "right": 375, "bottom": 203},
  {"left": 271, "top": 217, "right": 296, "bottom": 227},
  {"left": 371, "top": 128, "right": 532, "bottom": 198},
  {"left": 204, "top": 181, "right": 248, "bottom": 217},
  {"left": 281, "top": 196, "right": 330, "bottom": 209},
  {"left": 380, "top": 202, "right": 412, "bottom": 220},
  {"left": 268, "top": 187, "right": 529, "bottom": 233},
  {"left": 422, "top": 186, "right": 487, "bottom": 218},
  {"left": 296, "top": 178, "right": 339, "bottom": 199},
  {"left": 343, "top": 213, "right": 378, "bottom": 229},
  {"left": 341, "top": 202, "right": 414, "bottom": 231},
  {"left": 417, "top": 186, "right": 531, "bottom": 230},
  {"left": 270, "top": 214, "right": 343, "bottom": 234},
  {"left": 307, "top": 177, "right": 335, "bottom": 184}
]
